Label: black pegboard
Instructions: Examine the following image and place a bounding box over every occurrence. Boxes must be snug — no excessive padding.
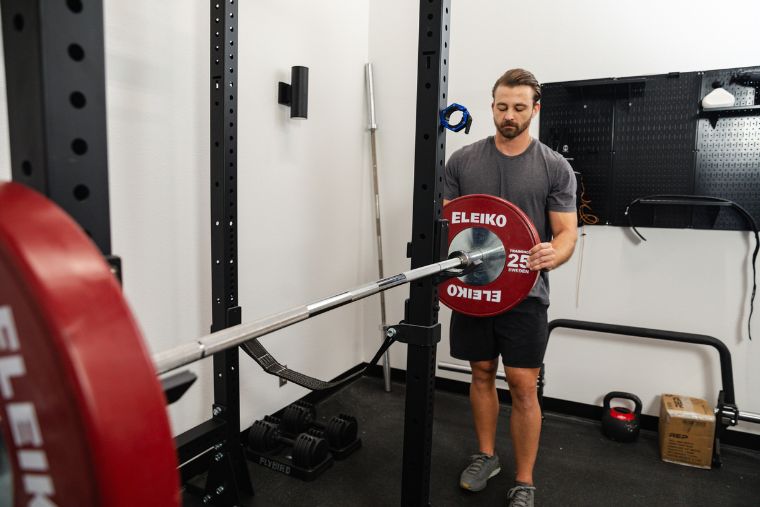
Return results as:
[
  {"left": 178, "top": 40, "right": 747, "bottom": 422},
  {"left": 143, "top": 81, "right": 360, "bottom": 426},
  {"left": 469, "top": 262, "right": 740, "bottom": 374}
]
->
[
  {"left": 696, "top": 66, "right": 760, "bottom": 230},
  {"left": 539, "top": 66, "right": 760, "bottom": 232},
  {"left": 540, "top": 83, "right": 614, "bottom": 223},
  {"left": 611, "top": 73, "right": 701, "bottom": 227}
]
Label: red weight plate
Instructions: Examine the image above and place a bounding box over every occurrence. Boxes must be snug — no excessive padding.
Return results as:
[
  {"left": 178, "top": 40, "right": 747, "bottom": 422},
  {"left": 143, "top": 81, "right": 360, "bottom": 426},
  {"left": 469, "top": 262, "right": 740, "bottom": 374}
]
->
[
  {"left": 439, "top": 194, "right": 540, "bottom": 317},
  {"left": 0, "top": 182, "right": 179, "bottom": 507}
]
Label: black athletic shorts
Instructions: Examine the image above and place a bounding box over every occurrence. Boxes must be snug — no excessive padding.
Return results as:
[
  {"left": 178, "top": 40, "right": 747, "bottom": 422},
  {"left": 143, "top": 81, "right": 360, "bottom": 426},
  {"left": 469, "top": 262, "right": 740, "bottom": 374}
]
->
[{"left": 449, "top": 297, "right": 549, "bottom": 368}]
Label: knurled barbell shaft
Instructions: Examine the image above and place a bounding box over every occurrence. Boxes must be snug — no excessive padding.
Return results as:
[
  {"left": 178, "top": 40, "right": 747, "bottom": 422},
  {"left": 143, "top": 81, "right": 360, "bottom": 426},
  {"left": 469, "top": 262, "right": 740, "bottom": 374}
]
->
[{"left": 152, "top": 245, "right": 504, "bottom": 374}]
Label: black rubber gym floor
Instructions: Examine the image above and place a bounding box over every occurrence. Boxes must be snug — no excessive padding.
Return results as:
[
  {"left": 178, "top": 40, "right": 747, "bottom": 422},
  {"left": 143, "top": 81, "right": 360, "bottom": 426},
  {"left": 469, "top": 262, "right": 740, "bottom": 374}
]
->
[{"left": 184, "top": 376, "right": 760, "bottom": 506}]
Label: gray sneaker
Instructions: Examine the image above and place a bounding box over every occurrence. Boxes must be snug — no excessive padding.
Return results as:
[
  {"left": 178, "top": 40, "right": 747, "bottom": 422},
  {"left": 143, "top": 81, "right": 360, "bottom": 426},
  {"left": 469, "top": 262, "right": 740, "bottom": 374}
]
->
[
  {"left": 459, "top": 453, "right": 501, "bottom": 492},
  {"left": 507, "top": 484, "right": 536, "bottom": 507}
]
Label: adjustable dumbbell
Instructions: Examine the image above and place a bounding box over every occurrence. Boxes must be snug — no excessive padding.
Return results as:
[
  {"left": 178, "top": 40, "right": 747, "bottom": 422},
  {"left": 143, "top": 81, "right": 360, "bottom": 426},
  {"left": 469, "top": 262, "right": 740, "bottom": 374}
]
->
[
  {"left": 248, "top": 419, "right": 329, "bottom": 469},
  {"left": 281, "top": 401, "right": 358, "bottom": 449}
]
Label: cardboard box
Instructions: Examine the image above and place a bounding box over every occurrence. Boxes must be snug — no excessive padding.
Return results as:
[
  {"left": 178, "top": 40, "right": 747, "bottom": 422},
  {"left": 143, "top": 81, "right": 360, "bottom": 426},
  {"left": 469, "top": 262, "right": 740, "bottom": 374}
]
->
[{"left": 659, "top": 394, "right": 715, "bottom": 469}]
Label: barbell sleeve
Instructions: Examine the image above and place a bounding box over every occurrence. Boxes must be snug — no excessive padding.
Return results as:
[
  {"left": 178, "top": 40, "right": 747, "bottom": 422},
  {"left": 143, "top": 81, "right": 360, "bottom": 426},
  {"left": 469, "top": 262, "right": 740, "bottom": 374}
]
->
[{"left": 153, "top": 246, "right": 503, "bottom": 374}]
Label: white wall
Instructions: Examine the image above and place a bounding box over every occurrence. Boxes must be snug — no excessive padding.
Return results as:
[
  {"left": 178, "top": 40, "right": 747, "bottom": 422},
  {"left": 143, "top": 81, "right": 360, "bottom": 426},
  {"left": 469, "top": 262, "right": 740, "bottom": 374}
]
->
[
  {"left": 368, "top": 0, "right": 760, "bottom": 434},
  {"left": 103, "top": 2, "right": 213, "bottom": 436},
  {"left": 234, "top": 1, "right": 374, "bottom": 428}
]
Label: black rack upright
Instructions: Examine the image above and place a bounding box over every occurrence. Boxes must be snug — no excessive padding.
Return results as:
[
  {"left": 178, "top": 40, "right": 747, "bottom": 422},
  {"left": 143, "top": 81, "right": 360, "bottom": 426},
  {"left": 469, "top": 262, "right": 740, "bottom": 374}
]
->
[
  {"left": 1, "top": 0, "right": 112, "bottom": 255},
  {"left": 174, "top": 0, "right": 252, "bottom": 502},
  {"left": 400, "top": 1, "right": 451, "bottom": 505}
]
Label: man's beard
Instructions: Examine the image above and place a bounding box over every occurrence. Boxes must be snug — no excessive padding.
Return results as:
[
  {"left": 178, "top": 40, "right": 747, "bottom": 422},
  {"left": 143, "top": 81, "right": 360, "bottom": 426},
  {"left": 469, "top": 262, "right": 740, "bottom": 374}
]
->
[{"left": 495, "top": 118, "right": 530, "bottom": 139}]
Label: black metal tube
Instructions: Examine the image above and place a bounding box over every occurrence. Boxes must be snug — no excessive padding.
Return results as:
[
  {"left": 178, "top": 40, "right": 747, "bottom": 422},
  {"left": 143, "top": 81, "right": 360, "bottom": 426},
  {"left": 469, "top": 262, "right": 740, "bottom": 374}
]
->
[{"left": 548, "top": 319, "right": 736, "bottom": 404}]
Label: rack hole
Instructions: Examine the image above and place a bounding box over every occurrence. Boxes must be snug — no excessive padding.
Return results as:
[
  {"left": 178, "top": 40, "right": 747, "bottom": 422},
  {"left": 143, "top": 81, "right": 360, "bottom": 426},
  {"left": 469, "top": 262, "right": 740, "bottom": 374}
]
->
[
  {"left": 12, "top": 14, "right": 23, "bottom": 31},
  {"left": 70, "top": 91, "right": 86, "bottom": 108},
  {"left": 21, "top": 160, "right": 32, "bottom": 176},
  {"left": 66, "top": 0, "right": 83, "bottom": 13},
  {"left": 68, "top": 44, "right": 85, "bottom": 61},
  {"left": 71, "top": 138, "right": 88, "bottom": 155},
  {"left": 73, "top": 184, "right": 90, "bottom": 201}
]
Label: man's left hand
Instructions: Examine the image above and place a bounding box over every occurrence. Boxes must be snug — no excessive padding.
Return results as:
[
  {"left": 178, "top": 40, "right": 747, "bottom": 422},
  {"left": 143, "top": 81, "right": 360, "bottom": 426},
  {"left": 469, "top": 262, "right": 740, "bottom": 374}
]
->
[{"left": 528, "top": 242, "right": 557, "bottom": 272}]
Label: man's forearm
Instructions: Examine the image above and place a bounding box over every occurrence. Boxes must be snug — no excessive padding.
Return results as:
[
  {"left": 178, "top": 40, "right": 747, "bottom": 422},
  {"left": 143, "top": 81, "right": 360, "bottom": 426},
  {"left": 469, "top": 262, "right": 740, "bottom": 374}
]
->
[{"left": 550, "top": 229, "right": 578, "bottom": 268}]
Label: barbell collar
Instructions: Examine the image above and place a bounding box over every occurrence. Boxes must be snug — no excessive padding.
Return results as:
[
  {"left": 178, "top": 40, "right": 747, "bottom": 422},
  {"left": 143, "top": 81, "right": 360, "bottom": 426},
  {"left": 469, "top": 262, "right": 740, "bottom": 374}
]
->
[{"left": 153, "top": 247, "right": 501, "bottom": 375}]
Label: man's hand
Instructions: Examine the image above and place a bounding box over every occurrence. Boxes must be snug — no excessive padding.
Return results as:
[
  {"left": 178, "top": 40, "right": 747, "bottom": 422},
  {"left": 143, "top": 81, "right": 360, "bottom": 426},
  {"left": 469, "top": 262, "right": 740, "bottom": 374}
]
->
[{"left": 528, "top": 242, "right": 557, "bottom": 272}]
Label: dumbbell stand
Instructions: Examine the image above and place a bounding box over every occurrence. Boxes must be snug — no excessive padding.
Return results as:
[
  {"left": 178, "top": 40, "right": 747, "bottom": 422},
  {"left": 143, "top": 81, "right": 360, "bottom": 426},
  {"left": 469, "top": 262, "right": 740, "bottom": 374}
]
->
[
  {"left": 245, "top": 444, "right": 333, "bottom": 481},
  {"left": 307, "top": 429, "right": 362, "bottom": 460}
]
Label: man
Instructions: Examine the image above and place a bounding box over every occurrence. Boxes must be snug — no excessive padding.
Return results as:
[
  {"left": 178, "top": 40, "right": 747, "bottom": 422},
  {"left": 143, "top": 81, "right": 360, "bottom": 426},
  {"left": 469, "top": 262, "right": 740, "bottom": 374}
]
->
[{"left": 443, "top": 68, "right": 577, "bottom": 507}]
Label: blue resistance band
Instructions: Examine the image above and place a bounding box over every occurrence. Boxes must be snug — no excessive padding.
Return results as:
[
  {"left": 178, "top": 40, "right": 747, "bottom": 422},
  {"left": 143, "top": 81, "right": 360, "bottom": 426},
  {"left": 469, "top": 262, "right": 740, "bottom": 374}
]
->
[{"left": 439, "top": 103, "right": 472, "bottom": 134}]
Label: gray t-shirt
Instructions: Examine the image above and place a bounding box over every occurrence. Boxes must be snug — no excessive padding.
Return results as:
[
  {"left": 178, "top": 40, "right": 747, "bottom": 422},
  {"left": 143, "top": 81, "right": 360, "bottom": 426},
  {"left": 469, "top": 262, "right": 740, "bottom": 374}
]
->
[{"left": 444, "top": 136, "right": 577, "bottom": 304}]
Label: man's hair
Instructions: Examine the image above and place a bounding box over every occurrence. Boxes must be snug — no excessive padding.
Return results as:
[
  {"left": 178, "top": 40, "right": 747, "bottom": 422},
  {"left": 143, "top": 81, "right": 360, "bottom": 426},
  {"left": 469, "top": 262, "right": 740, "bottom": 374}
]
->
[{"left": 492, "top": 68, "right": 541, "bottom": 103}]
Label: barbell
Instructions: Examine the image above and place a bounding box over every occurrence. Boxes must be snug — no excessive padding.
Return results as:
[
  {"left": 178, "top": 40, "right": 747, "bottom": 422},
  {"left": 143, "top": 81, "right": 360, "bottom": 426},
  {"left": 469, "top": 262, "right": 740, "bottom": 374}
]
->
[{"left": 0, "top": 182, "right": 539, "bottom": 506}]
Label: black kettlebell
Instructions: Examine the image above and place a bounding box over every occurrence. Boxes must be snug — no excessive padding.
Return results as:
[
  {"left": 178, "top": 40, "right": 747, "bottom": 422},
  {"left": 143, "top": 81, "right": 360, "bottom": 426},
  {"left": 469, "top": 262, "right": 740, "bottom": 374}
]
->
[{"left": 601, "top": 391, "right": 642, "bottom": 443}]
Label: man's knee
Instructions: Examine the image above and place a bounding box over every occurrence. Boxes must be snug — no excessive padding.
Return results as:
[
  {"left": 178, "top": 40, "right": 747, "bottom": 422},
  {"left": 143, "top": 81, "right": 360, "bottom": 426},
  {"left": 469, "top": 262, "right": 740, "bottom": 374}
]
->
[
  {"left": 505, "top": 367, "right": 540, "bottom": 409},
  {"left": 470, "top": 359, "right": 499, "bottom": 386}
]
